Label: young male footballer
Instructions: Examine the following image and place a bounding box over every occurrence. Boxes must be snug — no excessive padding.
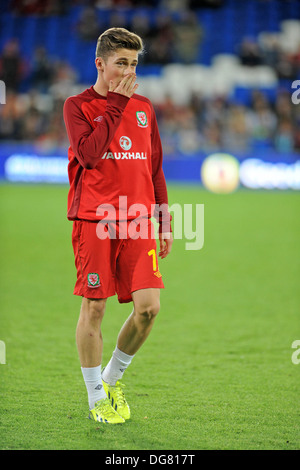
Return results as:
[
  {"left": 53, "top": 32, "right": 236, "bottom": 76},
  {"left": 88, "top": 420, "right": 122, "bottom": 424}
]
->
[{"left": 63, "top": 28, "right": 173, "bottom": 423}]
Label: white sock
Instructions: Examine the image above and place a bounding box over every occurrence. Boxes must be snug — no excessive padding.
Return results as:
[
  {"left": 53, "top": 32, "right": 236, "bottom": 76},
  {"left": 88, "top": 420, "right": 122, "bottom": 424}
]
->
[
  {"left": 102, "top": 347, "right": 134, "bottom": 385},
  {"left": 81, "top": 365, "right": 106, "bottom": 410}
]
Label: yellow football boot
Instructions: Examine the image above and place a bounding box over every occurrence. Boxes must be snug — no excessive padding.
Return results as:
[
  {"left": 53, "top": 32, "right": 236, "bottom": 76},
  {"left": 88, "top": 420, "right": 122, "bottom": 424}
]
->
[
  {"left": 102, "top": 381, "right": 130, "bottom": 420},
  {"left": 89, "top": 398, "right": 125, "bottom": 424}
]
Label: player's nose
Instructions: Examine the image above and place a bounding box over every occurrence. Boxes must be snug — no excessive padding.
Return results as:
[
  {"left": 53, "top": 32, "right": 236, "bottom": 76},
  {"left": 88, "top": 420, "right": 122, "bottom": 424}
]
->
[{"left": 124, "top": 64, "right": 136, "bottom": 75}]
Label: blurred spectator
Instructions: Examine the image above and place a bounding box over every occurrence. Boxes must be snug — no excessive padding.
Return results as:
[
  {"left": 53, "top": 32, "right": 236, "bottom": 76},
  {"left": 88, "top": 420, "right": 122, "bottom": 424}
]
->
[
  {"left": 161, "top": 0, "right": 189, "bottom": 11},
  {"left": 294, "top": 126, "right": 300, "bottom": 152},
  {"left": 11, "top": 0, "right": 68, "bottom": 15},
  {"left": 189, "top": 0, "right": 224, "bottom": 7},
  {"left": 49, "top": 60, "right": 78, "bottom": 99},
  {"left": 108, "top": 10, "right": 129, "bottom": 29},
  {"left": 275, "top": 49, "right": 298, "bottom": 81},
  {"left": 176, "top": 105, "right": 202, "bottom": 154},
  {"left": 142, "top": 13, "right": 174, "bottom": 64},
  {"left": 77, "top": 7, "right": 101, "bottom": 41},
  {"left": 36, "top": 98, "right": 69, "bottom": 150},
  {"left": 0, "top": 91, "right": 23, "bottom": 140},
  {"left": 20, "top": 105, "right": 46, "bottom": 140},
  {"left": 0, "top": 39, "right": 25, "bottom": 92},
  {"left": 290, "top": 43, "right": 300, "bottom": 75},
  {"left": 155, "top": 94, "right": 179, "bottom": 134},
  {"left": 172, "top": 11, "right": 203, "bottom": 64},
  {"left": 274, "top": 117, "right": 295, "bottom": 154},
  {"left": 129, "top": 0, "right": 161, "bottom": 5},
  {"left": 259, "top": 34, "right": 299, "bottom": 80},
  {"left": 31, "top": 46, "right": 54, "bottom": 92},
  {"left": 94, "top": 0, "right": 114, "bottom": 8},
  {"left": 222, "top": 104, "right": 250, "bottom": 153},
  {"left": 130, "top": 11, "right": 152, "bottom": 41},
  {"left": 275, "top": 90, "right": 294, "bottom": 121},
  {"left": 111, "top": 0, "right": 135, "bottom": 6},
  {"left": 246, "top": 91, "right": 277, "bottom": 145},
  {"left": 189, "top": 92, "right": 206, "bottom": 129},
  {"left": 202, "top": 96, "right": 227, "bottom": 128},
  {"left": 259, "top": 34, "right": 281, "bottom": 68},
  {"left": 11, "top": 0, "right": 48, "bottom": 15},
  {"left": 201, "top": 120, "right": 222, "bottom": 152},
  {"left": 238, "top": 37, "right": 263, "bottom": 66}
]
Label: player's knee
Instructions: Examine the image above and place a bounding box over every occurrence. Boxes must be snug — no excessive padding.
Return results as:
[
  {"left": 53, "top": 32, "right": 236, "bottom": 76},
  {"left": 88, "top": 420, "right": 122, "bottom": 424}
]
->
[
  {"left": 82, "top": 298, "right": 106, "bottom": 324},
  {"left": 135, "top": 300, "right": 160, "bottom": 324}
]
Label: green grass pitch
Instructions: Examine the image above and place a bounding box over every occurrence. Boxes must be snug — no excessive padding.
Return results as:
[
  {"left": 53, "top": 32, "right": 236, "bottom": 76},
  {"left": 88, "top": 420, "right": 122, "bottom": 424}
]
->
[{"left": 0, "top": 183, "right": 299, "bottom": 450}]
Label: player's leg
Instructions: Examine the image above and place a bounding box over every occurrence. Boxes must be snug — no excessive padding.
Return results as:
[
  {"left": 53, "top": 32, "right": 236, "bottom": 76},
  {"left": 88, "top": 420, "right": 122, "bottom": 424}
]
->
[
  {"left": 76, "top": 297, "right": 125, "bottom": 423},
  {"left": 101, "top": 288, "right": 160, "bottom": 419},
  {"left": 76, "top": 297, "right": 106, "bottom": 368},
  {"left": 117, "top": 287, "right": 160, "bottom": 355},
  {"left": 71, "top": 221, "right": 124, "bottom": 422},
  {"left": 102, "top": 288, "right": 160, "bottom": 381},
  {"left": 76, "top": 298, "right": 107, "bottom": 407}
]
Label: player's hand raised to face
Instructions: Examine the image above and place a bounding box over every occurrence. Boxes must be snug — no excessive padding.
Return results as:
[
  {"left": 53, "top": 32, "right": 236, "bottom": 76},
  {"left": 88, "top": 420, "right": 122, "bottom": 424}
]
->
[{"left": 109, "top": 73, "right": 138, "bottom": 98}]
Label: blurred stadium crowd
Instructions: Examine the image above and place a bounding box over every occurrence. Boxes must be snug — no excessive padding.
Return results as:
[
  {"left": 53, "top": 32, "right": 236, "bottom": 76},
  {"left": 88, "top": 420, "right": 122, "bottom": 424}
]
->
[{"left": 0, "top": 0, "right": 299, "bottom": 156}]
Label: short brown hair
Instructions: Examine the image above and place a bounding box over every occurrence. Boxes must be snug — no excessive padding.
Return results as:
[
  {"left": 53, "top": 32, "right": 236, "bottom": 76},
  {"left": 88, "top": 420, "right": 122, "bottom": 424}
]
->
[{"left": 96, "top": 27, "right": 144, "bottom": 61}]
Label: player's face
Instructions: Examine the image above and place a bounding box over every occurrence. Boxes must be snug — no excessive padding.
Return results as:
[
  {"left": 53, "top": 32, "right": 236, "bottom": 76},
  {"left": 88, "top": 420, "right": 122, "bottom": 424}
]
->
[{"left": 98, "top": 49, "right": 138, "bottom": 90}]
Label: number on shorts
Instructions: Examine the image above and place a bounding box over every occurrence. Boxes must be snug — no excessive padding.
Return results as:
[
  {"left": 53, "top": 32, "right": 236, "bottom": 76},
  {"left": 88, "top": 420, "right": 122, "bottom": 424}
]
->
[{"left": 148, "top": 249, "right": 157, "bottom": 272}]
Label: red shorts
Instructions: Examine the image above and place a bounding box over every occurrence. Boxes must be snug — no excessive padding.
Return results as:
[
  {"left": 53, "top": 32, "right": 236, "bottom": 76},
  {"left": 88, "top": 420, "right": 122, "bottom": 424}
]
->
[{"left": 71, "top": 219, "right": 164, "bottom": 303}]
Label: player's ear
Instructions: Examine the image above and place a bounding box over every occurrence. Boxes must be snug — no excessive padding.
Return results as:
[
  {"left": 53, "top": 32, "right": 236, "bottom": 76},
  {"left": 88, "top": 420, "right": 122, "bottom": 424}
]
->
[{"left": 95, "top": 57, "right": 104, "bottom": 73}]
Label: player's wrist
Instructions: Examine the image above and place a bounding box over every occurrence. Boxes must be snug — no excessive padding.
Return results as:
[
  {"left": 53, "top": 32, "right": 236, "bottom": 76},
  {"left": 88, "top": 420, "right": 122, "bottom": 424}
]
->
[{"left": 107, "top": 91, "right": 130, "bottom": 109}]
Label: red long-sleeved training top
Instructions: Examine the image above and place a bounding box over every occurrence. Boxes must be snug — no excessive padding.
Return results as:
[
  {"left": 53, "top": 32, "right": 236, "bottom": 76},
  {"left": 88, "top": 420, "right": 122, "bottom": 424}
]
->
[{"left": 63, "top": 86, "right": 171, "bottom": 231}]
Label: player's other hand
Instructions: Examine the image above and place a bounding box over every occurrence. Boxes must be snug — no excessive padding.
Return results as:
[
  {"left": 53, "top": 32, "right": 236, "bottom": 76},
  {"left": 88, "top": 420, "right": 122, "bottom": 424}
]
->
[
  {"left": 158, "top": 232, "right": 173, "bottom": 259},
  {"left": 109, "top": 73, "right": 138, "bottom": 98}
]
